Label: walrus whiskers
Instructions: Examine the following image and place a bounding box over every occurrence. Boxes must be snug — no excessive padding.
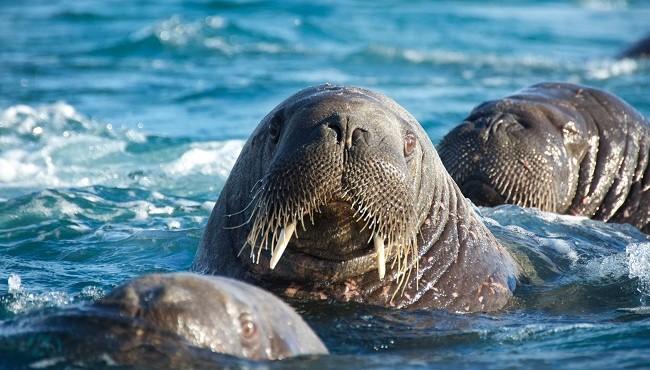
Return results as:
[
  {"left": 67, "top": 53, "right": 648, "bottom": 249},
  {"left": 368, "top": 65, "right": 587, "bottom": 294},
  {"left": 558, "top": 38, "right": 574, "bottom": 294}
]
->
[{"left": 239, "top": 163, "right": 419, "bottom": 292}]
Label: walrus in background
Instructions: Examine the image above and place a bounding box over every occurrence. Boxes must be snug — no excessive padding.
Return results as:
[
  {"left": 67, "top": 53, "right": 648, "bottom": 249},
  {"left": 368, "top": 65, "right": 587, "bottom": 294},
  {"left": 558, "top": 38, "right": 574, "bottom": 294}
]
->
[
  {"left": 0, "top": 273, "right": 327, "bottom": 367},
  {"left": 438, "top": 82, "right": 649, "bottom": 233},
  {"left": 193, "top": 84, "right": 519, "bottom": 312},
  {"left": 618, "top": 34, "right": 650, "bottom": 59}
]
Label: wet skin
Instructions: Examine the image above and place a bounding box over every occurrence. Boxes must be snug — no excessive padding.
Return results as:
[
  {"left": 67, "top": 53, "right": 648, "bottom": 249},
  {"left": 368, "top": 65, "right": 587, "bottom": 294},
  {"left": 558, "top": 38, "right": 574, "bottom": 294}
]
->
[
  {"left": 193, "top": 84, "right": 519, "bottom": 312},
  {"left": 438, "top": 82, "right": 649, "bottom": 233},
  {"left": 0, "top": 273, "right": 327, "bottom": 367}
]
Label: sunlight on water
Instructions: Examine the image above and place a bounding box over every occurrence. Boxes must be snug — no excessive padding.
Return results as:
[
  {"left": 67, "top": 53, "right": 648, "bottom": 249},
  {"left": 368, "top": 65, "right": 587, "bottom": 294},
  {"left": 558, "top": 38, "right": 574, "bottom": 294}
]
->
[{"left": 0, "top": 0, "right": 649, "bottom": 368}]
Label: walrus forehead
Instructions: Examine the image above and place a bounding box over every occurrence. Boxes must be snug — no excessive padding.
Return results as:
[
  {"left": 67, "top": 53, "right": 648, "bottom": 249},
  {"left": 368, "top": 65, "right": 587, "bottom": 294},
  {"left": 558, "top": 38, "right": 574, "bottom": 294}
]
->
[{"left": 284, "top": 93, "right": 403, "bottom": 128}]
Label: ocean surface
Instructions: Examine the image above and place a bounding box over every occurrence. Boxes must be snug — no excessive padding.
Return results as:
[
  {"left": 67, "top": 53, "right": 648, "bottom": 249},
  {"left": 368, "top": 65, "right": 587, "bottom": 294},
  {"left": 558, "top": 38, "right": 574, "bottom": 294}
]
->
[{"left": 1, "top": 0, "right": 650, "bottom": 369}]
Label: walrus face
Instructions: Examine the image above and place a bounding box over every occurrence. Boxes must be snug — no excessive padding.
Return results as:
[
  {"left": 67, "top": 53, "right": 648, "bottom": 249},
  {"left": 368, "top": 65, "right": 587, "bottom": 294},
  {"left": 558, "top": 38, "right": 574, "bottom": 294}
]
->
[
  {"left": 438, "top": 99, "right": 590, "bottom": 213},
  {"left": 230, "top": 86, "right": 432, "bottom": 287},
  {"left": 98, "top": 273, "right": 327, "bottom": 360}
]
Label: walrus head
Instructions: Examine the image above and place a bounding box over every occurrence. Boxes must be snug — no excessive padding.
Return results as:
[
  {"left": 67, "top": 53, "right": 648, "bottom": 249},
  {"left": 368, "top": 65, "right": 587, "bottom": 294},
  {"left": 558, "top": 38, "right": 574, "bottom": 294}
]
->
[
  {"left": 97, "top": 273, "right": 327, "bottom": 360},
  {"left": 195, "top": 84, "right": 518, "bottom": 311},
  {"left": 200, "top": 84, "right": 437, "bottom": 297},
  {"left": 438, "top": 87, "right": 592, "bottom": 213}
]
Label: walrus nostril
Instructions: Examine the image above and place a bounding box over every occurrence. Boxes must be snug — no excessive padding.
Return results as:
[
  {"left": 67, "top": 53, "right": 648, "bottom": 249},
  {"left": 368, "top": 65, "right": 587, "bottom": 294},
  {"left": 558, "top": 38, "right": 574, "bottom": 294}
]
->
[
  {"left": 351, "top": 127, "right": 368, "bottom": 146},
  {"left": 327, "top": 122, "right": 343, "bottom": 144},
  {"left": 327, "top": 119, "right": 368, "bottom": 148}
]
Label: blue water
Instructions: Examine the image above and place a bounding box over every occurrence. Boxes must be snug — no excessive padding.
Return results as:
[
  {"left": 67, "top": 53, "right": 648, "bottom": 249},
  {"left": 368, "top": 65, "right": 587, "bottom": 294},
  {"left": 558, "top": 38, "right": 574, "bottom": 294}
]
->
[{"left": 1, "top": 0, "right": 650, "bottom": 368}]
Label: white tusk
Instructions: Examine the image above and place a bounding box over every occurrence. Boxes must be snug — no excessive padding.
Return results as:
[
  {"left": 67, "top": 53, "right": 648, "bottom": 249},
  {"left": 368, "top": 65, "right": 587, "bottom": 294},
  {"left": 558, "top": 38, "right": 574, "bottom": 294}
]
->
[
  {"left": 373, "top": 235, "right": 386, "bottom": 280},
  {"left": 270, "top": 221, "right": 297, "bottom": 269}
]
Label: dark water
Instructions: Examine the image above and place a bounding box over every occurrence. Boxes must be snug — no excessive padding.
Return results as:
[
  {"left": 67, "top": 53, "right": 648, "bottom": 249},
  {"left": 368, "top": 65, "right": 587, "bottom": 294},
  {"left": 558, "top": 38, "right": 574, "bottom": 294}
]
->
[{"left": 1, "top": 0, "right": 650, "bottom": 369}]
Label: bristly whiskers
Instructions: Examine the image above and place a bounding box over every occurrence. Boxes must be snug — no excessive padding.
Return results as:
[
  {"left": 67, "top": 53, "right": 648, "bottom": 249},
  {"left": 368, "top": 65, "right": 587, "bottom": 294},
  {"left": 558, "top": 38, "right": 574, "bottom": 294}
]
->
[{"left": 226, "top": 151, "right": 420, "bottom": 298}]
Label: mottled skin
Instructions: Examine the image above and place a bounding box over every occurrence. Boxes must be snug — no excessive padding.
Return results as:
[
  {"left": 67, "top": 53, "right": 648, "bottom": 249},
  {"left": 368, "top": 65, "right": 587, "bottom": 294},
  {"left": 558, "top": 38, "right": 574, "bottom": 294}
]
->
[
  {"left": 193, "top": 85, "right": 518, "bottom": 312},
  {"left": 439, "top": 82, "right": 650, "bottom": 233},
  {"left": 1, "top": 273, "right": 327, "bottom": 367},
  {"left": 618, "top": 34, "right": 650, "bottom": 59}
]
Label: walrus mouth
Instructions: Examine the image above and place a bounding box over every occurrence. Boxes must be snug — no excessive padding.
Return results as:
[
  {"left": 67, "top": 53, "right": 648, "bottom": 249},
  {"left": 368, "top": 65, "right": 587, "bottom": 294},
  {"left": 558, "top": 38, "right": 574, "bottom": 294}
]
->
[
  {"left": 264, "top": 199, "right": 389, "bottom": 278},
  {"left": 460, "top": 179, "right": 505, "bottom": 207},
  {"left": 232, "top": 157, "right": 419, "bottom": 291}
]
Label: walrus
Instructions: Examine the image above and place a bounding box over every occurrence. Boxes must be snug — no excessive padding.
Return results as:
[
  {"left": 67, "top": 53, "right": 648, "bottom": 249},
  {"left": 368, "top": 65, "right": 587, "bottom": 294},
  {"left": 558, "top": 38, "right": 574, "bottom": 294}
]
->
[
  {"left": 192, "top": 84, "right": 519, "bottom": 312},
  {"left": 0, "top": 273, "right": 327, "bottom": 367},
  {"left": 618, "top": 34, "right": 650, "bottom": 59},
  {"left": 438, "top": 82, "right": 649, "bottom": 233}
]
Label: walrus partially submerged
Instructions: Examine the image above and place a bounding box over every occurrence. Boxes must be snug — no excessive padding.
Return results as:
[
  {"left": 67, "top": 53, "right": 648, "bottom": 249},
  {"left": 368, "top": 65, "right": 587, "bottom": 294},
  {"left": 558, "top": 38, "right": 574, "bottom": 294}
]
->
[
  {"left": 438, "top": 82, "right": 649, "bottom": 233},
  {"left": 0, "top": 273, "right": 327, "bottom": 367},
  {"left": 193, "top": 84, "right": 518, "bottom": 312},
  {"left": 618, "top": 34, "right": 650, "bottom": 59}
]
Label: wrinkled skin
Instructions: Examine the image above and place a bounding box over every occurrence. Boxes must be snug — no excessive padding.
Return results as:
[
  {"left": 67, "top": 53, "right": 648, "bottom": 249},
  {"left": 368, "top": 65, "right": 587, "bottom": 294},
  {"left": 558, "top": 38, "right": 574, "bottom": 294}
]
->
[
  {"left": 438, "top": 82, "right": 650, "bottom": 234},
  {"left": 0, "top": 273, "right": 327, "bottom": 367},
  {"left": 618, "top": 34, "right": 650, "bottom": 59},
  {"left": 193, "top": 84, "right": 519, "bottom": 312}
]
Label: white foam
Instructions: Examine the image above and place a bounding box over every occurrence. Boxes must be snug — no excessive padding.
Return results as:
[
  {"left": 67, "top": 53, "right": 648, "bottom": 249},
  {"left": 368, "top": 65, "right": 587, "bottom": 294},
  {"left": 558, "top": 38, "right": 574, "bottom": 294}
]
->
[
  {"left": 0, "top": 156, "right": 40, "bottom": 183},
  {"left": 164, "top": 140, "right": 243, "bottom": 176},
  {"left": 494, "top": 322, "right": 597, "bottom": 342},
  {"left": 1, "top": 102, "right": 243, "bottom": 194},
  {"left": 0, "top": 101, "right": 90, "bottom": 136},
  {"left": 627, "top": 243, "right": 650, "bottom": 296},
  {"left": 8, "top": 274, "right": 22, "bottom": 293},
  {"left": 3, "top": 290, "right": 73, "bottom": 314},
  {"left": 166, "top": 219, "right": 182, "bottom": 230},
  {"left": 368, "top": 45, "right": 563, "bottom": 70},
  {"left": 579, "top": 0, "right": 628, "bottom": 10},
  {"left": 583, "top": 252, "right": 628, "bottom": 281},
  {"left": 79, "top": 285, "right": 105, "bottom": 300},
  {"left": 587, "top": 59, "right": 638, "bottom": 80}
]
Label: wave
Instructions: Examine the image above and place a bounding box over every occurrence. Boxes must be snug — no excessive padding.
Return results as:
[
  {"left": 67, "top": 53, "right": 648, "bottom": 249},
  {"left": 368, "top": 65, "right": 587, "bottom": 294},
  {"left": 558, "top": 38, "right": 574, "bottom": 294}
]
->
[
  {"left": 347, "top": 45, "right": 573, "bottom": 70},
  {"left": 482, "top": 205, "right": 650, "bottom": 310},
  {"left": 0, "top": 102, "right": 243, "bottom": 197},
  {"left": 0, "top": 186, "right": 207, "bottom": 314},
  {"left": 88, "top": 14, "right": 300, "bottom": 58}
]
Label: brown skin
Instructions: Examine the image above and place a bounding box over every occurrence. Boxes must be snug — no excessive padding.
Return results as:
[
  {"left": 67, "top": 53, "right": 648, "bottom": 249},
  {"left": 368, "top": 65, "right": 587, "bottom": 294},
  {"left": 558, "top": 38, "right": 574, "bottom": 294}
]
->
[
  {"left": 1, "top": 273, "right": 327, "bottom": 367},
  {"left": 438, "top": 82, "right": 650, "bottom": 234},
  {"left": 193, "top": 84, "right": 519, "bottom": 312}
]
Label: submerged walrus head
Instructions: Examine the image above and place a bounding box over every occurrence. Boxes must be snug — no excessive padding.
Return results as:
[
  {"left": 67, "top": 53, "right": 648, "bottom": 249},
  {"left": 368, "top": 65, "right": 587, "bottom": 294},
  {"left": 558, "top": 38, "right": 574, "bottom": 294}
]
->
[
  {"left": 1, "top": 273, "right": 327, "bottom": 367},
  {"left": 196, "top": 84, "right": 438, "bottom": 296},
  {"left": 438, "top": 83, "right": 594, "bottom": 213}
]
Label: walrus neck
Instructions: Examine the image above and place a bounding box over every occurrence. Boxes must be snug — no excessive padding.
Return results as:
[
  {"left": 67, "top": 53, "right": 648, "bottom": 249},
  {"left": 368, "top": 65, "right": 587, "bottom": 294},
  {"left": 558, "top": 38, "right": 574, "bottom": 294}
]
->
[
  {"left": 385, "top": 174, "right": 518, "bottom": 311},
  {"left": 567, "top": 107, "right": 650, "bottom": 232}
]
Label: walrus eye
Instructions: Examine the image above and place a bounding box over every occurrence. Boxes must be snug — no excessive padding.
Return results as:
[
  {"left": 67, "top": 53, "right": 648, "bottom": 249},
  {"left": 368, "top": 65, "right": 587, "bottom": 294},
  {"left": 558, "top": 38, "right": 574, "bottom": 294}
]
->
[
  {"left": 239, "top": 312, "right": 257, "bottom": 340},
  {"left": 404, "top": 132, "right": 417, "bottom": 157}
]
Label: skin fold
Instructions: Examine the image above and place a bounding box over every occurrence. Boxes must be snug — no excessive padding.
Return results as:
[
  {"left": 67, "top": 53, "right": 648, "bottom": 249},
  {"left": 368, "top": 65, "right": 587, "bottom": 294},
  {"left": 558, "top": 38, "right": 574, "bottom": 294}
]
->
[
  {"left": 0, "top": 273, "right": 327, "bottom": 366},
  {"left": 193, "top": 84, "right": 519, "bottom": 312},
  {"left": 438, "top": 82, "right": 650, "bottom": 234}
]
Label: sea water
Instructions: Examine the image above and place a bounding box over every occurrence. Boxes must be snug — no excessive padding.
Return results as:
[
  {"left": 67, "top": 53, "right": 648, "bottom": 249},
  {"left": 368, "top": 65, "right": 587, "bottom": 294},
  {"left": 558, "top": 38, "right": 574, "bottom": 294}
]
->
[{"left": 1, "top": 0, "right": 649, "bottom": 368}]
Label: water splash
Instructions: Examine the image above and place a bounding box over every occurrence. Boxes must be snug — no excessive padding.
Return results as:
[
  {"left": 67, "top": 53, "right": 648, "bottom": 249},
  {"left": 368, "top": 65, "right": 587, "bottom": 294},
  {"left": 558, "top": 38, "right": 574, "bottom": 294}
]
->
[
  {"left": 0, "top": 103, "right": 243, "bottom": 197},
  {"left": 627, "top": 243, "right": 650, "bottom": 296}
]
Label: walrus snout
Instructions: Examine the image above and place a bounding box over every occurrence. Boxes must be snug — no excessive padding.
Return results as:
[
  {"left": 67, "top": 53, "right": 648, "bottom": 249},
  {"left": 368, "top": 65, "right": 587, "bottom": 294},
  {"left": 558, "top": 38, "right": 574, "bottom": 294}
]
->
[{"left": 239, "top": 91, "right": 421, "bottom": 283}]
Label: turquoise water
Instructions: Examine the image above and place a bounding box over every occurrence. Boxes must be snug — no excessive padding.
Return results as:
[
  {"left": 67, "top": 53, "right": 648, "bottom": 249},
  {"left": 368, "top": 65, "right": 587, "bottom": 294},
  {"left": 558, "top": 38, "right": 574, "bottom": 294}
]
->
[{"left": 1, "top": 0, "right": 650, "bottom": 368}]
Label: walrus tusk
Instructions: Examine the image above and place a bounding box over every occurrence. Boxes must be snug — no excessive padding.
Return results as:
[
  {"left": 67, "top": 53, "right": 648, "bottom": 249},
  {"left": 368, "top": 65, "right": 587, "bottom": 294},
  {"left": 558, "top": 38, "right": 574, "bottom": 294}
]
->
[
  {"left": 374, "top": 235, "right": 386, "bottom": 280},
  {"left": 270, "top": 221, "right": 297, "bottom": 269}
]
